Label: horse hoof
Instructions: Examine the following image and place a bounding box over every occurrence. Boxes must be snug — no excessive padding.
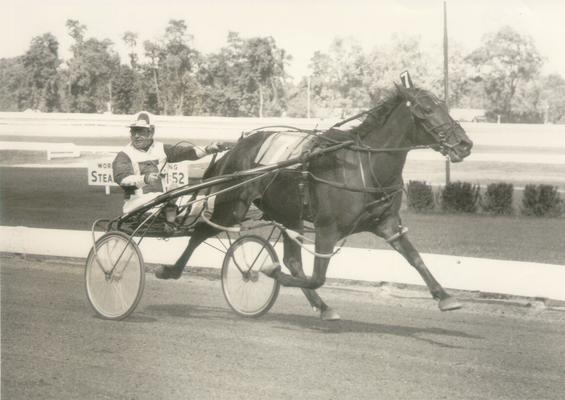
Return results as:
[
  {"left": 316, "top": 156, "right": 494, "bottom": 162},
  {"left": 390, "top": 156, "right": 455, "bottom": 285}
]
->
[
  {"left": 260, "top": 263, "right": 281, "bottom": 278},
  {"left": 155, "top": 265, "right": 182, "bottom": 280},
  {"left": 321, "top": 307, "right": 341, "bottom": 321},
  {"left": 438, "top": 296, "right": 462, "bottom": 311}
]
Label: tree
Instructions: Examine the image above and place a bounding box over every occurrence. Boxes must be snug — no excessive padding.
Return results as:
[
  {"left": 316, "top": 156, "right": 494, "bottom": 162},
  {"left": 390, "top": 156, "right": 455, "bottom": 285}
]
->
[
  {"left": 538, "top": 73, "right": 565, "bottom": 123},
  {"left": 0, "top": 58, "right": 27, "bottom": 111},
  {"left": 142, "top": 40, "right": 163, "bottom": 113},
  {"left": 198, "top": 32, "right": 288, "bottom": 117},
  {"left": 66, "top": 19, "right": 86, "bottom": 48},
  {"left": 122, "top": 31, "right": 139, "bottom": 69},
  {"left": 65, "top": 20, "right": 120, "bottom": 113},
  {"left": 307, "top": 37, "right": 369, "bottom": 117},
  {"left": 285, "top": 79, "right": 318, "bottom": 118},
  {"left": 198, "top": 37, "right": 244, "bottom": 116},
  {"left": 22, "top": 33, "right": 62, "bottom": 111},
  {"left": 112, "top": 65, "right": 137, "bottom": 114},
  {"left": 466, "top": 26, "right": 543, "bottom": 122},
  {"left": 158, "top": 19, "right": 201, "bottom": 115},
  {"left": 0, "top": 33, "right": 62, "bottom": 112},
  {"left": 439, "top": 43, "right": 486, "bottom": 109},
  {"left": 364, "top": 34, "right": 442, "bottom": 103},
  {"left": 242, "top": 36, "right": 288, "bottom": 117},
  {"left": 141, "top": 20, "right": 202, "bottom": 115}
]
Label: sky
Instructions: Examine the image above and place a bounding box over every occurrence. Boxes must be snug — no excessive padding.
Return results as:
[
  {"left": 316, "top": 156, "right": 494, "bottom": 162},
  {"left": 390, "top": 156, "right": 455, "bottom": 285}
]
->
[{"left": 3, "top": 0, "right": 565, "bottom": 81}]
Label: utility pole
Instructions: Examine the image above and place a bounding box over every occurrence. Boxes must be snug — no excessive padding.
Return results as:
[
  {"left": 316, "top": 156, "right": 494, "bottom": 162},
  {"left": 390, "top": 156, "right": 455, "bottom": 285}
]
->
[{"left": 443, "top": 0, "right": 451, "bottom": 186}]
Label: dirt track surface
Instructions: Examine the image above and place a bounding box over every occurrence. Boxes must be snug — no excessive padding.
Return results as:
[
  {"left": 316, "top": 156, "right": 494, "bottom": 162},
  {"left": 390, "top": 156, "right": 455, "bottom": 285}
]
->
[{"left": 2, "top": 254, "right": 565, "bottom": 400}]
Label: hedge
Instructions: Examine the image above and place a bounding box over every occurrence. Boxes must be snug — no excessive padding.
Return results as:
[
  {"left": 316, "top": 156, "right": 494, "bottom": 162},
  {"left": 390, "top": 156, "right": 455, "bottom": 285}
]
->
[
  {"left": 405, "top": 181, "right": 562, "bottom": 217},
  {"left": 482, "top": 182, "right": 514, "bottom": 215},
  {"left": 521, "top": 184, "right": 562, "bottom": 217},
  {"left": 440, "top": 181, "right": 480, "bottom": 213},
  {"left": 406, "top": 180, "right": 435, "bottom": 212}
]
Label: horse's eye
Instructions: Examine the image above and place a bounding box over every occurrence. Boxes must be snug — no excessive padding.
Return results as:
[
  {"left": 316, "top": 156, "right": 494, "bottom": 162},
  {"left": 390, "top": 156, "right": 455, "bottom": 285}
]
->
[{"left": 414, "top": 105, "right": 431, "bottom": 116}]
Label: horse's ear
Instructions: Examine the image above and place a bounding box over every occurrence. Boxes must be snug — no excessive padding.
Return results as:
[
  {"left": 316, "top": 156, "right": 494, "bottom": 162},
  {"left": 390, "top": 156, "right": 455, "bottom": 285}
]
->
[
  {"left": 400, "top": 71, "right": 414, "bottom": 89},
  {"left": 395, "top": 82, "right": 413, "bottom": 102}
]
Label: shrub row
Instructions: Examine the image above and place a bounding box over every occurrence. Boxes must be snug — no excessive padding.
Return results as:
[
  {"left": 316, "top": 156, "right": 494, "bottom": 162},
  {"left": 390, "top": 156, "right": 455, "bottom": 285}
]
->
[{"left": 406, "top": 181, "right": 563, "bottom": 217}]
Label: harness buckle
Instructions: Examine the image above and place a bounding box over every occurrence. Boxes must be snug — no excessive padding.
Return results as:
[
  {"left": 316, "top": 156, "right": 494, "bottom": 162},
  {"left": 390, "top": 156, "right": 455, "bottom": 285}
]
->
[{"left": 385, "top": 226, "right": 409, "bottom": 243}]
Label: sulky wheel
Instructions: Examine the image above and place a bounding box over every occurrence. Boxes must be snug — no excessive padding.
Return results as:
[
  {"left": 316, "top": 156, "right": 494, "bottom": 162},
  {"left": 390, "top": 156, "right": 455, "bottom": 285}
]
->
[
  {"left": 221, "top": 235, "right": 280, "bottom": 318},
  {"left": 85, "top": 232, "right": 145, "bottom": 320}
]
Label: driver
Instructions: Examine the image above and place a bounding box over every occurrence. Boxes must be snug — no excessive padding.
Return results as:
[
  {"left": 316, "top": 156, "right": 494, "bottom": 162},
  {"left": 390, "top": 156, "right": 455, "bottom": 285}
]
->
[{"left": 112, "top": 111, "right": 222, "bottom": 220}]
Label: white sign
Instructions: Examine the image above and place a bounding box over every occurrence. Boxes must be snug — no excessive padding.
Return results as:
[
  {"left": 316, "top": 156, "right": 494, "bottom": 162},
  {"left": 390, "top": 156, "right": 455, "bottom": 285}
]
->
[
  {"left": 88, "top": 159, "right": 118, "bottom": 186},
  {"left": 87, "top": 159, "right": 190, "bottom": 190},
  {"left": 164, "top": 162, "right": 190, "bottom": 189}
]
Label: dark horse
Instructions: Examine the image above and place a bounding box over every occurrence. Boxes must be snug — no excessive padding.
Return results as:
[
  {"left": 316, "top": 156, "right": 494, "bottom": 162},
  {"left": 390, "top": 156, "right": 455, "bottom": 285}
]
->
[{"left": 155, "top": 77, "right": 473, "bottom": 320}]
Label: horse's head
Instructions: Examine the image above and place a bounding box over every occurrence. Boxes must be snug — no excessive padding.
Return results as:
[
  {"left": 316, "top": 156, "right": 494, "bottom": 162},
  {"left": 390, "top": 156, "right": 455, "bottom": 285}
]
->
[{"left": 395, "top": 74, "right": 473, "bottom": 162}]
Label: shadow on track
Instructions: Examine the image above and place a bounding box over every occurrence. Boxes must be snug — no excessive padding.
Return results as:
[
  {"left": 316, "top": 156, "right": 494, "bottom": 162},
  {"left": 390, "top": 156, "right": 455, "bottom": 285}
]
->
[
  {"left": 263, "top": 313, "right": 482, "bottom": 349},
  {"left": 146, "top": 303, "right": 482, "bottom": 348}
]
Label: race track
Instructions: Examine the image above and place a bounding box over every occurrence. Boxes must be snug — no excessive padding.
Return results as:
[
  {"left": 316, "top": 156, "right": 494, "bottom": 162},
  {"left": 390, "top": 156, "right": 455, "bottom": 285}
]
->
[{"left": 2, "top": 255, "right": 565, "bottom": 400}]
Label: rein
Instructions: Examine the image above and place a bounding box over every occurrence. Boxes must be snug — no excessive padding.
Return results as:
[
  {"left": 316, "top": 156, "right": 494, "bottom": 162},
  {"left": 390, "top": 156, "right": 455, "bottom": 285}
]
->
[
  {"left": 306, "top": 171, "right": 403, "bottom": 194},
  {"left": 238, "top": 95, "right": 458, "bottom": 200},
  {"left": 318, "top": 134, "right": 431, "bottom": 152}
]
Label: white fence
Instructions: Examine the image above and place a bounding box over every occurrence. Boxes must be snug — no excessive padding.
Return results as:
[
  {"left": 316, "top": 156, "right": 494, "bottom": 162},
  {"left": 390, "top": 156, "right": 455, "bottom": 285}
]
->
[
  {"left": 1, "top": 112, "right": 564, "bottom": 149},
  {"left": 1, "top": 226, "right": 564, "bottom": 301}
]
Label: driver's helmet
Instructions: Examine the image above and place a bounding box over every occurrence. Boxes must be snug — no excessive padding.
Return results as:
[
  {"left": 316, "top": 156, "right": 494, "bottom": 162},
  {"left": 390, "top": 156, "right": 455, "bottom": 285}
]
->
[{"left": 129, "top": 111, "right": 155, "bottom": 133}]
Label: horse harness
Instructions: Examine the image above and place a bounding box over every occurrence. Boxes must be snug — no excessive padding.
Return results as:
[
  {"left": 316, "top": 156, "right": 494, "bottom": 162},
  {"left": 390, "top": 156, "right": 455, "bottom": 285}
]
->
[
  {"left": 251, "top": 96, "right": 456, "bottom": 246},
  {"left": 266, "top": 132, "right": 407, "bottom": 244}
]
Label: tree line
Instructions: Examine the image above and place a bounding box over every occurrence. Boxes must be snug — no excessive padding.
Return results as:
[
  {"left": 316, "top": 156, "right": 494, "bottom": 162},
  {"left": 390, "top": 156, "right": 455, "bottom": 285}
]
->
[{"left": 0, "top": 19, "right": 563, "bottom": 123}]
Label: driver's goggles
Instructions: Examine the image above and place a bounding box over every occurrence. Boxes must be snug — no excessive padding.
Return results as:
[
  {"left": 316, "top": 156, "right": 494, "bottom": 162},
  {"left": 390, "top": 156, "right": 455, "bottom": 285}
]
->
[{"left": 130, "top": 128, "right": 152, "bottom": 137}]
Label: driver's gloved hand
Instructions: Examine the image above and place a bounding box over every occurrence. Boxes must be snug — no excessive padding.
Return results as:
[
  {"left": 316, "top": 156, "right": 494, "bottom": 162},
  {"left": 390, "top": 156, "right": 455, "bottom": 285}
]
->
[
  {"left": 205, "top": 142, "right": 222, "bottom": 154},
  {"left": 144, "top": 172, "right": 161, "bottom": 185}
]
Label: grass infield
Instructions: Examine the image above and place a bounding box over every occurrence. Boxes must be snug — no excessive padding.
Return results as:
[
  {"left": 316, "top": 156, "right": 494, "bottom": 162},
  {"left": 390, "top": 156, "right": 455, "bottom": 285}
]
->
[{"left": 1, "top": 166, "right": 564, "bottom": 266}]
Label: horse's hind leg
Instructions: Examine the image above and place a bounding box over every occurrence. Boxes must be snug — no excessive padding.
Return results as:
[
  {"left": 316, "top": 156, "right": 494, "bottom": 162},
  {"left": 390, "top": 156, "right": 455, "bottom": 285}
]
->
[
  {"left": 263, "top": 223, "right": 341, "bottom": 320},
  {"left": 375, "top": 217, "right": 462, "bottom": 311},
  {"left": 155, "top": 223, "right": 219, "bottom": 279},
  {"left": 156, "top": 197, "right": 250, "bottom": 280},
  {"left": 282, "top": 232, "right": 340, "bottom": 320}
]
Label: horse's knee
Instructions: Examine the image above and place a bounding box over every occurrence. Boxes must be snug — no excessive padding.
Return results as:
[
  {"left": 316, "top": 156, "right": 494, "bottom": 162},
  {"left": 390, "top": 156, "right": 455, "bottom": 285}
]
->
[
  {"left": 283, "top": 257, "right": 304, "bottom": 276},
  {"left": 308, "top": 275, "right": 326, "bottom": 290},
  {"left": 282, "top": 255, "right": 296, "bottom": 266}
]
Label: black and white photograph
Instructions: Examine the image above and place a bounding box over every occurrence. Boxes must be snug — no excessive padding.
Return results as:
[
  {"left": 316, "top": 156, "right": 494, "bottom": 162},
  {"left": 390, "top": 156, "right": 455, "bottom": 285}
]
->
[{"left": 1, "top": 0, "right": 564, "bottom": 399}]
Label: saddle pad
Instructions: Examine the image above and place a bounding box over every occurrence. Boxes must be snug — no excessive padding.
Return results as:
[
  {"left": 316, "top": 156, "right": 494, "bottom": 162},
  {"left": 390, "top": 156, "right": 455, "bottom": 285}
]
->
[{"left": 254, "top": 132, "right": 317, "bottom": 166}]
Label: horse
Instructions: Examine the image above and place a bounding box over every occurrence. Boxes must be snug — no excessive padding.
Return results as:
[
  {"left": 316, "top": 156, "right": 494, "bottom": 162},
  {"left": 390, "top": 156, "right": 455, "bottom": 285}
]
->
[{"left": 155, "top": 75, "right": 473, "bottom": 321}]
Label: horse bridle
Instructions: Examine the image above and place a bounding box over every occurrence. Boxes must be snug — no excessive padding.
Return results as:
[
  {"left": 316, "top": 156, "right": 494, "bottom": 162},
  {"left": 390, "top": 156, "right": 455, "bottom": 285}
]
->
[
  {"left": 405, "top": 90, "right": 465, "bottom": 155},
  {"left": 409, "top": 110, "right": 462, "bottom": 155}
]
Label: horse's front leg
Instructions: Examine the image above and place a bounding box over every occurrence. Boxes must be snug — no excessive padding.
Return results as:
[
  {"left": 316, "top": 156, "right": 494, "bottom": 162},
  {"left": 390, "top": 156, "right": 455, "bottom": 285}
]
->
[
  {"left": 281, "top": 232, "right": 340, "bottom": 320},
  {"left": 375, "top": 217, "right": 462, "bottom": 311}
]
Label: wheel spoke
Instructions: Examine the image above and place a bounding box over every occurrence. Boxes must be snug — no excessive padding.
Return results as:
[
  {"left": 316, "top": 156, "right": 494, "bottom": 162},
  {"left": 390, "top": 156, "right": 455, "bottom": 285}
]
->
[
  {"left": 86, "top": 233, "right": 145, "bottom": 320},
  {"left": 221, "top": 236, "right": 280, "bottom": 317},
  {"left": 112, "top": 281, "right": 129, "bottom": 311}
]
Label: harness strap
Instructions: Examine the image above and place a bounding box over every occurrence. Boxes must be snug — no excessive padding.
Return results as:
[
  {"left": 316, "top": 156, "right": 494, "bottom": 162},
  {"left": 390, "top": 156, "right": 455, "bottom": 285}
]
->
[
  {"left": 200, "top": 209, "right": 241, "bottom": 233},
  {"left": 308, "top": 172, "right": 403, "bottom": 194},
  {"left": 385, "top": 226, "right": 409, "bottom": 243},
  {"left": 270, "top": 222, "right": 339, "bottom": 259},
  {"left": 317, "top": 134, "right": 431, "bottom": 153},
  {"left": 355, "top": 135, "right": 368, "bottom": 190},
  {"left": 330, "top": 110, "right": 370, "bottom": 128}
]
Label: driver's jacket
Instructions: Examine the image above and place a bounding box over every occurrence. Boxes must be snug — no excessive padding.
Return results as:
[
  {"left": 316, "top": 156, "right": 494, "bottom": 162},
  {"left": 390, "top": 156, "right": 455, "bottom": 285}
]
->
[{"left": 112, "top": 141, "right": 204, "bottom": 213}]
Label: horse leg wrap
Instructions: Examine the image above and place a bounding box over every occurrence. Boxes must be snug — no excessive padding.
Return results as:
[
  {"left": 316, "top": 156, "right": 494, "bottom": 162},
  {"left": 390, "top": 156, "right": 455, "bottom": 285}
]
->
[{"left": 385, "top": 226, "right": 409, "bottom": 243}]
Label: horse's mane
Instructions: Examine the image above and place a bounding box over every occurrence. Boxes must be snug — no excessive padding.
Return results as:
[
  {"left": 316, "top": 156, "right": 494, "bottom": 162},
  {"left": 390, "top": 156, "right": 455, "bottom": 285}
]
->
[
  {"left": 323, "top": 90, "right": 402, "bottom": 141},
  {"left": 353, "top": 91, "right": 402, "bottom": 137}
]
